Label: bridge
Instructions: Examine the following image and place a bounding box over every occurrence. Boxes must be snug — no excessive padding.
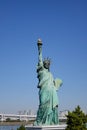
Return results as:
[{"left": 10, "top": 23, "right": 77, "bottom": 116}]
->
[
  {"left": 0, "top": 113, "right": 67, "bottom": 122},
  {"left": 0, "top": 113, "right": 36, "bottom": 121}
]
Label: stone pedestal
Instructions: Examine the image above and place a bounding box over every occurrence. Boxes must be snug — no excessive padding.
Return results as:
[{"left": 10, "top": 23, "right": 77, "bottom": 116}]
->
[{"left": 25, "top": 124, "right": 67, "bottom": 130}]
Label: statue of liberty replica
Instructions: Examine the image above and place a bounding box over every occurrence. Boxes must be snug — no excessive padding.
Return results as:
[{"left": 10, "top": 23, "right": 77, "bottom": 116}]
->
[{"left": 34, "top": 39, "right": 62, "bottom": 126}]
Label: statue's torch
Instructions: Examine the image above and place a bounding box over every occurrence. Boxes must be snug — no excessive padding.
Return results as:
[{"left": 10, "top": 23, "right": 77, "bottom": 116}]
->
[{"left": 37, "top": 39, "right": 43, "bottom": 65}]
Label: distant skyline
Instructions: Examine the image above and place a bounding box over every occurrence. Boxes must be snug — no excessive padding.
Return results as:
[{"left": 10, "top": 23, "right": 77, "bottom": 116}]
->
[{"left": 0, "top": 0, "right": 87, "bottom": 114}]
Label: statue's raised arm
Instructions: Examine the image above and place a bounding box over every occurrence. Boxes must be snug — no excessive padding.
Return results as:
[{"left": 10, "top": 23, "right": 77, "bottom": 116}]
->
[{"left": 37, "top": 39, "right": 43, "bottom": 70}]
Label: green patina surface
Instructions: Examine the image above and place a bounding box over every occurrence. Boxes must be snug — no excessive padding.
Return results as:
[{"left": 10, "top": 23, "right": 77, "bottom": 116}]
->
[{"left": 34, "top": 39, "right": 62, "bottom": 126}]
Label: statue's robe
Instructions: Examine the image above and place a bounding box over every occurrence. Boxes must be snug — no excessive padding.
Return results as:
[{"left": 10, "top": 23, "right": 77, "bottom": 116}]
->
[{"left": 34, "top": 67, "right": 62, "bottom": 125}]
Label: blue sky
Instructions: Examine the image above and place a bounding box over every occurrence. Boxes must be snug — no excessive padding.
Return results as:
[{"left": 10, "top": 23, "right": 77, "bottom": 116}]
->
[{"left": 0, "top": 0, "right": 87, "bottom": 114}]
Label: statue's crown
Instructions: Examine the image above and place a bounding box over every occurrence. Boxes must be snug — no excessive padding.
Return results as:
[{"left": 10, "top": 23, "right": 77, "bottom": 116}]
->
[{"left": 43, "top": 58, "right": 51, "bottom": 65}]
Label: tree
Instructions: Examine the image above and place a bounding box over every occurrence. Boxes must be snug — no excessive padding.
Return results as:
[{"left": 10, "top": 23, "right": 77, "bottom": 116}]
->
[
  {"left": 66, "top": 105, "right": 87, "bottom": 130},
  {"left": 6, "top": 118, "right": 11, "bottom": 122},
  {"left": 17, "top": 125, "right": 25, "bottom": 130}
]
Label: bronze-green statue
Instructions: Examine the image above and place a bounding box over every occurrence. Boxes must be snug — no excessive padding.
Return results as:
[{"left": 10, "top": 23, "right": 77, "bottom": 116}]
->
[{"left": 34, "top": 39, "right": 62, "bottom": 126}]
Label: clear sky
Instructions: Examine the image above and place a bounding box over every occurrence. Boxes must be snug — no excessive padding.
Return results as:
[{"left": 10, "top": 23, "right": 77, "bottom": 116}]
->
[{"left": 0, "top": 0, "right": 87, "bottom": 114}]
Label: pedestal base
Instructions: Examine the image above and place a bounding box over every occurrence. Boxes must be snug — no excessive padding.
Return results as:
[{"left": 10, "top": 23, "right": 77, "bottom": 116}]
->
[{"left": 25, "top": 124, "right": 67, "bottom": 130}]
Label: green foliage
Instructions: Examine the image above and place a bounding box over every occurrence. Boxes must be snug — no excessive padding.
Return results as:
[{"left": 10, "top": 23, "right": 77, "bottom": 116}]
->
[
  {"left": 17, "top": 125, "right": 25, "bottom": 130},
  {"left": 66, "top": 105, "right": 87, "bottom": 130},
  {"left": 6, "top": 118, "right": 11, "bottom": 122}
]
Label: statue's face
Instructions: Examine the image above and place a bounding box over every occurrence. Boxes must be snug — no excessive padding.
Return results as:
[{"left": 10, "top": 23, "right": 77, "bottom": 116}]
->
[{"left": 43, "top": 62, "right": 50, "bottom": 70}]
